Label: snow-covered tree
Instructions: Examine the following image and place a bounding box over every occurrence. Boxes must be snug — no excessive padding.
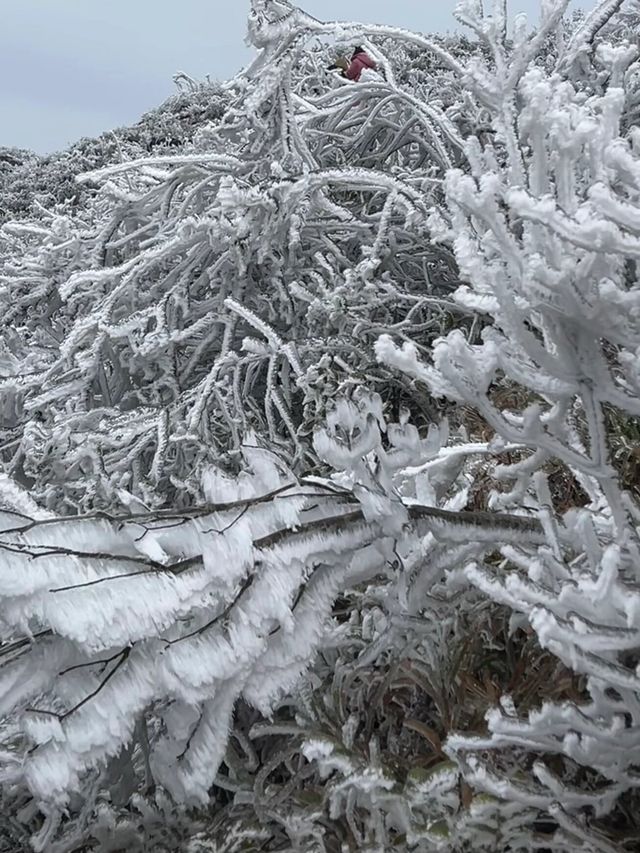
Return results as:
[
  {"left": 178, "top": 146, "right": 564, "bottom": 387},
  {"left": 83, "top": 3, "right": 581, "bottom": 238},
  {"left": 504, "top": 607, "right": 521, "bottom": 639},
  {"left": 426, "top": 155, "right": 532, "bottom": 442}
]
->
[
  {"left": 1, "top": 1, "right": 640, "bottom": 851},
  {"left": 0, "top": 2, "right": 473, "bottom": 516},
  {"left": 377, "top": 0, "right": 640, "bottom": 848}
]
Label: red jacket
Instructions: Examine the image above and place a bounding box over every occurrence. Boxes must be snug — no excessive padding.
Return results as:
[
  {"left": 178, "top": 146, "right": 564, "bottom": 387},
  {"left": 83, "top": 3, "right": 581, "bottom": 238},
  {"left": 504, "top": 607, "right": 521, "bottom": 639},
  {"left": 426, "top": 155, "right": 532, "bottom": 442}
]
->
[{"left": 345, "top": 52, "right": 377, "bottom": 81}]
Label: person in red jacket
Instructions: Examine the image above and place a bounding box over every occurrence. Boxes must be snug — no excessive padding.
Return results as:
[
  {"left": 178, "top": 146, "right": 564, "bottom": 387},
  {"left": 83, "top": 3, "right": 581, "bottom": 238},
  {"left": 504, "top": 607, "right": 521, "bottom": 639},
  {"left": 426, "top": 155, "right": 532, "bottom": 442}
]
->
[
  {"left": 345, "top": 46, "right": 377, "bottom": 80},
  {"left": 328, "top": 47, "right": 377, "bottom": 81}
]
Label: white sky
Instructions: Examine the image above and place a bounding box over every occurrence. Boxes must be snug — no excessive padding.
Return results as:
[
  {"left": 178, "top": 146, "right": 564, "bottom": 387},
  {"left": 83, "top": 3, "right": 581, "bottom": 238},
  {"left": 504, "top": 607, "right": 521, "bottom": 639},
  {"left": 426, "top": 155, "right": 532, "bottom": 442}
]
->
[{"left": 1, "top": 1, "right": 581, "bottom": 155}]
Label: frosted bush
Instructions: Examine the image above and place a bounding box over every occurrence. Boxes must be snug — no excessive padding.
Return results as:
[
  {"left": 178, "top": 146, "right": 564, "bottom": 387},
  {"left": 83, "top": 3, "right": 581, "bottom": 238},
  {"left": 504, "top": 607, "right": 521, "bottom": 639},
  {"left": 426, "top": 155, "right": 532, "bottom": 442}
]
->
[{"left": 1, "top": 1, "right": 640, "bottom": 851}]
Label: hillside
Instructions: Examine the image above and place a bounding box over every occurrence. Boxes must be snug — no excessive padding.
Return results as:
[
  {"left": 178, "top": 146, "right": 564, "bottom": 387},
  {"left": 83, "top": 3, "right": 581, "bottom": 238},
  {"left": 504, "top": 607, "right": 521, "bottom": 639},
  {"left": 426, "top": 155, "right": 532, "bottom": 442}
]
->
[
  {"left": 1, "top": 2, "right": 640, "bottom": 852},
  {"left": 0, "top": 80, "right": 229, "bottom": 224}
]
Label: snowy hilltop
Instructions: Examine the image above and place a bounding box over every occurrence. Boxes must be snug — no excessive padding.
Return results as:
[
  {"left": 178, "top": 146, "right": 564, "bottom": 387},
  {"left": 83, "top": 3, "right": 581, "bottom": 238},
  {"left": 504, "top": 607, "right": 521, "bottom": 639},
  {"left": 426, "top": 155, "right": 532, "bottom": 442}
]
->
[{"left": 1, "top": 1, "right": 640, "bottom": 851}]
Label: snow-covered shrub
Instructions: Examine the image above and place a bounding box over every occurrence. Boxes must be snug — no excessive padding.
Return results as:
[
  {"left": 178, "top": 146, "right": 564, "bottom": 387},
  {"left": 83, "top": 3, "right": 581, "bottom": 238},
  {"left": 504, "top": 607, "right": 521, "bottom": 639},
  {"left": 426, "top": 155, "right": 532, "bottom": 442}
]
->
[
  {"left": 0, "top": 391, "right": 546, "bottom": 850},
  {"left": 0, "top": 4, "right": 470, "bottom": 514},
  {"left": 0, "top": 82, "right": 229, "bottom": 225},
  {"left": 2, "top": 0, "right": 640, "bottom": 850},
  {"left": 376, "top": 0, "right": 640, "bottom": 848}
]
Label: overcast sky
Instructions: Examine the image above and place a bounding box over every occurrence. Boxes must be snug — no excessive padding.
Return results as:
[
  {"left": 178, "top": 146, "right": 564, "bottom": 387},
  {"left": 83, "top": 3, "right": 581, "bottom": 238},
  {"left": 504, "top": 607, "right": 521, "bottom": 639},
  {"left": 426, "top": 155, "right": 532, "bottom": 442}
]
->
[{"left": 1, "top": 1, "right": 578, "bottom": 155}]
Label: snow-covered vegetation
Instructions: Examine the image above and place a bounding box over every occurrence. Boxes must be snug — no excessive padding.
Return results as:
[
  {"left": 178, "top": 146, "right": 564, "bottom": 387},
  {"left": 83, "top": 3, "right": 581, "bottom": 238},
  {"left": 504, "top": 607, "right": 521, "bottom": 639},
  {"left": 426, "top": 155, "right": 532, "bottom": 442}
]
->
[
  {"left": 1, "top": 1, "right": 640, "bottom": 850},
  {"left": 0, "top": 81, "right": 229, "bottom": 226}
]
